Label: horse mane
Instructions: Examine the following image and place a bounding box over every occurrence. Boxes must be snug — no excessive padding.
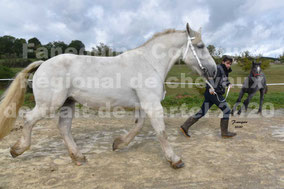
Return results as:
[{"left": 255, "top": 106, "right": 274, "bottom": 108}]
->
[{"left": 138, "top": 29, "right": 186, "bottom": 48}]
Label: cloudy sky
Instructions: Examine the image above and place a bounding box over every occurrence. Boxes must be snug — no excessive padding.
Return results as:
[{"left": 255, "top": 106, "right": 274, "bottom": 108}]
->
[{"left": 0, "top": 0, "right": 283, "bottom": 57}]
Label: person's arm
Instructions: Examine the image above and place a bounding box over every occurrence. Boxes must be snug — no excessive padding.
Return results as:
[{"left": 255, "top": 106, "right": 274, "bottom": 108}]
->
[
  {"left": 225, "top": 73, "right": 231, "bottom": 87},
  {"left": 226, "top": 80, "right": 231, "bottom": 87},
  {"left": 209, "top": 66, "right": 221, "bottom": 95}
]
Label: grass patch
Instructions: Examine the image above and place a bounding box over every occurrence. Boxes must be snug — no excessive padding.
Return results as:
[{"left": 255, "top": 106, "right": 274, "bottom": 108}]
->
[
  {"left": 165, "top": 64, "right": 284, "bottom": 95},
  {"left": 164, "top": 64, "right": 284, "bottom": 110},
  {"left": 0, "top": 58, "right": 37, "bottom": 68},
  {"left": 162, "top": 92, "right": 284, "bottom": 111}
]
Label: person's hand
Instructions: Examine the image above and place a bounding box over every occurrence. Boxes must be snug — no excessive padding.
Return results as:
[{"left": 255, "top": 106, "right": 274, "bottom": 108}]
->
[
  {"left": 209, "top": 88, "right": 215, "bottom": 95},
  {"left": 228, "top": 84, "right": 232, "bottom": 88}
]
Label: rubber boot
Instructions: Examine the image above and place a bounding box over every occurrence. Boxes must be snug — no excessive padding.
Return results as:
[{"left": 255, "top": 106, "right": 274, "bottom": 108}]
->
[
  {"left": 220, "top": 118, "right": 237, "bottom": 138},
  {"left": 180, "top": 117, "right": 199, "bottom": 137}
]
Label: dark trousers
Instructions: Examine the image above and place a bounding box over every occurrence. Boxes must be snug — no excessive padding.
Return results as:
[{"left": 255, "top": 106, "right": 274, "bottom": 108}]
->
[{"left": 193, "top": 88, "right": 231, "bottom": 120}]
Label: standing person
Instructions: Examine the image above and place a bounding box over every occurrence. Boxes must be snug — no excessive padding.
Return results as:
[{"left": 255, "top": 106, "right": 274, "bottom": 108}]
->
[{"left": 180, "top": 55, "right": 236, "bottom": 138}]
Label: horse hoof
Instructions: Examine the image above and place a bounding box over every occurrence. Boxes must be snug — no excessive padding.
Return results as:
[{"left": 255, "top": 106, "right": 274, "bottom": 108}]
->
[
  {"left": 10, "top": 148, "right": 20, "bottom": 158},
  {"left": 113, "top": 137, "right": 124, "bottom": 151},
  {"left": 73, "top": 156, "right": 87, "bottom": 166},
  {"left": 170, "top": 160, "right": 185, "bottom": 169},
  {"left": 75, "top": 161, "right": 84, "bottom": 166},
  {"left": 10, "top": 146, "right": 28, "bottom": 158}
]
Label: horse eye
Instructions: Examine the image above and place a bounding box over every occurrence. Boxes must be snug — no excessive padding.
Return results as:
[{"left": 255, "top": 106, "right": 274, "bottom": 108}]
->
[{"left": 197, "top": 42, "right": 204, "bottom": 48}]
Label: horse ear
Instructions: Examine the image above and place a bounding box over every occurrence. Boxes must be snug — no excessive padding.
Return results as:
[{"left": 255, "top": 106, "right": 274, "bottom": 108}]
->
[
  {"left": 192, "top": 32, "right": 202, "bottom": 44},
  {"left": 186, "top": 23, "right": 191, "bottom": 36}
]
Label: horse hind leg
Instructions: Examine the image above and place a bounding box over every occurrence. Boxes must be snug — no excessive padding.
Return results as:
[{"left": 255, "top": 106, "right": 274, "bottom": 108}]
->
[
  {"left": 57, "top": 99, "right": 86, "bottom": 166},
  {"left": 258, "top": 89, "right": 265, "bottom": 114},
  {"left": 10, "top": 86, "right": 70, "bottom": 158},
  {"left": 10, "top": 106, "right": 43, "bottom": 157},
  {"left": 113, "top": 109, "right": 145, "bottom": 151}
]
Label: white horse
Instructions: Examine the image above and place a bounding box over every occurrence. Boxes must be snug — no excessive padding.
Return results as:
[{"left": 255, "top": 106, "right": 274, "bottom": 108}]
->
[{"left": 0, "top": 23, "right": 216, "bottom": 169}]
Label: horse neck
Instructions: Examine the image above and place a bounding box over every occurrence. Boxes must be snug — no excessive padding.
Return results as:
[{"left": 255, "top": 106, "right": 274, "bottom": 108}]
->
[{"left": 140, "top": 32, "right": 186, "bottom": 81}]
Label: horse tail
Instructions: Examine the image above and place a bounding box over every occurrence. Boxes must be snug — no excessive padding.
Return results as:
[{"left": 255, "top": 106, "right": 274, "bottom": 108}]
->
[
  {"left": 0, "top": 60, "right": 44, "bottom": 140},
  {"left": 265, "top": 86, "right": 268, "bottom": 94}
]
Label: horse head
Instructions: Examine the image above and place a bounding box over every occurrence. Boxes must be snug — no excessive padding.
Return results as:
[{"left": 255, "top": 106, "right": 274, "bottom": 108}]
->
[
  {"left": 182, "top": 23, "right": 217, "bottom": 81},
  {"left": 251, "top": 61, "right": 262, "bottom": 77}
]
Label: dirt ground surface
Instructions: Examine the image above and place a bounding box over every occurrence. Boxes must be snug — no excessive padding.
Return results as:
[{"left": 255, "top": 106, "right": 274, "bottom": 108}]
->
[{"left": 0, "top": 110, "right": 283, "bottom": 189}]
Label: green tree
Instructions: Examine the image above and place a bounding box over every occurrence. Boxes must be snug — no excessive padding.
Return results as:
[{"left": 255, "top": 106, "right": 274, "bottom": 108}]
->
[
  {"left": 112, "top": 51, "right": 117, "bottom": 56},
  {"left": 237, "top": 50, "right": 252, "bottom": 71},
  {"left": 207, "top": 44, "right": 216, "bottom": 57},
  {"left": 237, "top": 57, "right": 252, "bottom": 71},
  {"left": 256, "top": 57, "right": 271, "bottom": 70},
  {"left": 237, "top": 51, "right": 271, "bottom": 71},
  {"left": 96, "top": 43, "right": 107, "bottom": 56},
  {"left": 0, "top": 35, "right": 16, "bottom": 57},
  {"left": 95, "top": 45, "right": 102, "bottom": 56},
  {"left": 14, "top": 38, "right": 27, "bottom": 57},
  {"left": 280, "top": 52, "right": 284, "bottom": 63},
  {"left": 92, "top": 43, "right": 119, "bottom": 57},
  {"left": 48, "top": 41, "right": 68, "bottom": 57},
  {"left": 68, "top": 40, "right": 85, "bottom": 54},
  {"left": 38, "top": 42, "right": 53, "bottom": 59},
  {"left": 206, "top": 44, "right": 223, "bottom": 64},
  {"left": 53, "top": 41, "right": 68, "bottom": 53},
  {"left": 241, "top": 50, "right": 251, "bottom": 58},
  {"left": 28, "top": 37, "right": 41, "bottom": 47},
  {"left": 28, "top": 37, "right": 42, "bottom": 58}
]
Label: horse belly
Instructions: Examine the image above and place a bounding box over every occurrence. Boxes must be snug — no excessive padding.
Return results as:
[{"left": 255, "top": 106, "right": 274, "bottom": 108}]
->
[{"left": 70, "top": 88, "right": 140, "bottom": 108}]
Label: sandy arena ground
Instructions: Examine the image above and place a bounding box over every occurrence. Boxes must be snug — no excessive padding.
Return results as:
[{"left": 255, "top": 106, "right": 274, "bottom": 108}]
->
[{"left": 0, "top": 110, "right": 283, "bottom": 189}]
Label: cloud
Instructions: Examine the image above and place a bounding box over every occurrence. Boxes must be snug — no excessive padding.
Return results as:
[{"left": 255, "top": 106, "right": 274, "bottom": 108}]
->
[
  {"left": 182, "top": 8, "right": 210, "bottom": 29},
  {"left": 241, "top": 0, "right": 284, "bottom": 14},
  {"left": 93, "top": 29, "right": 108, "bottom": 45},
  {"left": 0, "top": 0, "right": 283, "bottom": 57},
  {"left": 203, "top": 0, "right": 284, "bottom": 57},
  {"left": 86, "top": 6, "right": 104, "bottom": 19}
]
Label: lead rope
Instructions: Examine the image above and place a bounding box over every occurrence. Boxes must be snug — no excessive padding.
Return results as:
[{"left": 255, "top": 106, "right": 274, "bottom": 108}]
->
[
  {"left": 183, "top": 35, "right": 231, "bottom": 103},
  {"left": 217, "top": 85, "right": 231, "bottom": 103},
  {"left": 206, "top": 79, "right": 231, "bottom": 103}
]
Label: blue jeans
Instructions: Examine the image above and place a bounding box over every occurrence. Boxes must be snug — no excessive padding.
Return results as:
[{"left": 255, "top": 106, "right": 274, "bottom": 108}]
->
[{"left": 193, "top": 88, "right": 231, "bottom": 119}]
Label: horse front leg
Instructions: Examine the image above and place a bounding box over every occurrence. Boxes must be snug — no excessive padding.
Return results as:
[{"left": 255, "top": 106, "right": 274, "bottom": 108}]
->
[
  {"left": 258, "top": 89, "right": 265, "bottom": 114},
  {"left": 232, "top": 89, "right": 244, "bottom": 116},
  {"left": 238, "top": 91, "right": 257, "bottom": 115},
  {"left": 139, "top": 100, "right": 184, "bottom": 169},
  {"left": 113, "top": 109, "right": 145, "bottom": 150}
]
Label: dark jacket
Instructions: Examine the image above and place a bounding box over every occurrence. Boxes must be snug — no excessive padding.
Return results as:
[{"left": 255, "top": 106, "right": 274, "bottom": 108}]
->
[{"left": 206, "top": 64, "right": 231, "bottom": 95}]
